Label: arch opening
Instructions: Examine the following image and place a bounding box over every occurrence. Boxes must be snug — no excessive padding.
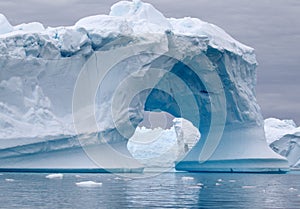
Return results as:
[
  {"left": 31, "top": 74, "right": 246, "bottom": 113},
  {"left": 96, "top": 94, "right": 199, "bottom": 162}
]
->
[{"left": 127, "top": 110, "right": 200, "bottom": 169}]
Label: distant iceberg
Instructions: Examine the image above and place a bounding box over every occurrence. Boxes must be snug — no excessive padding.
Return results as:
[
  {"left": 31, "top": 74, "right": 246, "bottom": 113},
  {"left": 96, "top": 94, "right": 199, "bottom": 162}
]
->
[
  {"left": 264, "top": 118, "right": 300, "bottom": 144},
  {"left": 264, "top": 118, "right": 300, "bottom": 168}
]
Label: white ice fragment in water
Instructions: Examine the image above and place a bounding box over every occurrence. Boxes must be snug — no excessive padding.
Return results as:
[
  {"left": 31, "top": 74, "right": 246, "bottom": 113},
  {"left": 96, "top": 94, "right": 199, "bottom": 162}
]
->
[
  {"left": 215, "top": 183, "right": 221, "bottom": 186},
  {"left": 5, "top": 178, "right": 15, "bottom": 182},
  {"left": 229, "top": 180, "right": 236, "bottom": 183},
  {"left": 76, "top": 181, "right": 103, "bottom": 188},
  {"left": 217, "top": 179, "right": 223, "bottom": 182},
  {"left": 242, "top": 185, "right": 256, "bottom": 189},
  {"left": 46, "top": 174, "right": 63, "bottom": 179},
  {"left": 197, "top": 183, "right": 204, "bottom": 186},
  {"left": 181, "top": 176, "right": 194, "bottom": 181},
  {"left": 288, "top": 187, "right": 298, "bottom": 192},
  {"left": 188, "top": 185, "right": 202, "bottom": 189}
]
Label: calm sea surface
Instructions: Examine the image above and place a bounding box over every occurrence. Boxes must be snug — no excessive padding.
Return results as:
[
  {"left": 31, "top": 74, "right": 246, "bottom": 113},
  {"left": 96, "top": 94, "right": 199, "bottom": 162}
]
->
[{"left": 0, "top": 172, "right": 299, "bottom": 208}]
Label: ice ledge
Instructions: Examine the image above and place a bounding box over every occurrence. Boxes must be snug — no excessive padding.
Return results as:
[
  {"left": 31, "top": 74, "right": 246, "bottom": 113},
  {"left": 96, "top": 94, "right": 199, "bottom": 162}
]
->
[{"left": 176, "top": 160, "right": 289, "bottom": 173}]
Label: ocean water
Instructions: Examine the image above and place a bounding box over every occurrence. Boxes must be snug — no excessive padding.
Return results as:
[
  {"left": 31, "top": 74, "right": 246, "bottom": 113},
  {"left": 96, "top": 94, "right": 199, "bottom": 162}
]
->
[{"left": 0, "top": 172, "right": 299, "bottom": 208}]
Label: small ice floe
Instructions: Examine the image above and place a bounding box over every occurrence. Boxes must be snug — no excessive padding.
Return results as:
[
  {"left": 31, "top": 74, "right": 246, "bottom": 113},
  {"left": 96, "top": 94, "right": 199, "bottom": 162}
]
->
[
  {"left": 114, "top": 177, "right": 122, "bottom": 180},
  {"left": 75, "top": 175, "right": 84, "bottom": 178},
  {"left": 242, "top": 185, "right": 256, "bottom": 189},
  {"left": 288, "top": 187, "right": 298, "bottom": 192},
  {"left": 228, "top": 180, "right": 236, "bottom": 183},
  {"left": 181, "top": 176, "right": 194, "bottom": 181},
  {"left": 215, "top": 183, "right": 221, "bottom": 186},
  {"left": 5, "top": 178, "right": 15, "bottom": 182},
  {"left": 45, "top": 174, "right": 63, "bottom": 179},
  {"left": 197, "top": 183, "right": 204, "bottom": 186},
  {"left": 188, "top": 185, "right": 203, "bottom": 189},
  {"left": 217, "top": 179, "right": 223, "bottom": 182},
  {"left": 76, "top": 181, "right": 102, "bottom": 188}
]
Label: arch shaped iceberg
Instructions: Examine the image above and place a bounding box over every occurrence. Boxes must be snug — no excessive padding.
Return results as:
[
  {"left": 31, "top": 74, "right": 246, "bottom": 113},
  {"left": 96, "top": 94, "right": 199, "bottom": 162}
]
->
[{"left": 0, "top": 0, "right": 288, "bottom": 173}]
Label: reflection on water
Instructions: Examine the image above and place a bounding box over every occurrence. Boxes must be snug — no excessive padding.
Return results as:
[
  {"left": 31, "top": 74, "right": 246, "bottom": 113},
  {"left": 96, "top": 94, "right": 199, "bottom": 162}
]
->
[{"left": 0, "top": 172, "right": 299, "bottom": 208}]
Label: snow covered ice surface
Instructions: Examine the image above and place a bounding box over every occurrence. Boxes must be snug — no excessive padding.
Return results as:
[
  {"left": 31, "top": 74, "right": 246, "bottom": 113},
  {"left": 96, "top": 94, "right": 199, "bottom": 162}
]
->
[{"left": 0, "top": 0, "right": 289, "bottom": 172}]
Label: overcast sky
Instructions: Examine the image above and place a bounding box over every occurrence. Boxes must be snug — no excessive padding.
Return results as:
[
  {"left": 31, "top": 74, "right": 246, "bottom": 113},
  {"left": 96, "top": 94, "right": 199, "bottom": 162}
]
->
[{"left": 1, "top": 0, "right": 299, "bottom": 123}]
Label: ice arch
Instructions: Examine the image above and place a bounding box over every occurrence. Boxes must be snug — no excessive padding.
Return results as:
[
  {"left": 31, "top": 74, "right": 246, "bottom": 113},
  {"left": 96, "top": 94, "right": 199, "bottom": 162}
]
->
[{"left": 73, "top": 33, "right": 289, "bottom": 173}]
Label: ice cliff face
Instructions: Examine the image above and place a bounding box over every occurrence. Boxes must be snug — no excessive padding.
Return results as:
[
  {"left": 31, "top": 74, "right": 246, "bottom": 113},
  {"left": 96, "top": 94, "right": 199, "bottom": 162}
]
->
[{"left": 0, "top": 0, "right": 288, "bottom": 172}]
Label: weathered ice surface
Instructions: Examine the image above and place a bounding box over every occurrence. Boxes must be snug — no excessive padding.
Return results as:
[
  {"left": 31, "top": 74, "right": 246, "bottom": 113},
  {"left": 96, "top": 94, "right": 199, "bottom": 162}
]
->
[
  {"left": 0, "top": 0, "right": 288, "bottom": 172},
  {"left": 265, "top": 118, "right": 300, "bottom": 168}
]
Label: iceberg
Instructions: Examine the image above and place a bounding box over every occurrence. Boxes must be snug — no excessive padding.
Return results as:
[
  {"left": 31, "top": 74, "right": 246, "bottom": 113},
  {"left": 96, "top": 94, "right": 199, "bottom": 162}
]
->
[
  {"left": 0, "top": 0, "right": 289, "bottom": 173},
  {"left": 264, "top": 118, "right": 300, "bottom": 168},
  {"left": 264, "top": 118, "right": 300, "bottom": 144},
  {"left": 270, "top": 133, "right": 300, "bottom": 168}
]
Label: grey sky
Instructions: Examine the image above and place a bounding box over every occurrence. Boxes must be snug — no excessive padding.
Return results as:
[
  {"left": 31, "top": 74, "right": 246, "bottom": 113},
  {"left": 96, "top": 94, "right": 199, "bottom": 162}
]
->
[{"left": 1, "top": 0, "right": 299, "bottom": 123}]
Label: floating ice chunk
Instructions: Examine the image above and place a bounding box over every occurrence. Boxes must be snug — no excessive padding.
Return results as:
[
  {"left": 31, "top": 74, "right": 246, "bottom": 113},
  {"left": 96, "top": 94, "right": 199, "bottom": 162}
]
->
[
  {"left": 229, "top": 180, "right": 236, "bottom": 183},
  {"left": 188, "top": 185, "right": 202, "bottom": 189},
  {"left": 46, "top": 174, "right": 63, "bottom": 179},
  {"left": 197, "top": 183, "right": 204, "bottom": 186},
  {"left": 288, "top": 187, "right": 298, "bottom": 192},
  {"left": 76, "top": 181, "right": 103, "bottom": 188},
  {"left": 215, "top": 183, "right": 221, "bottom": 186},
  {"left": 242, "top": 185, "right": 256, "bottom": 189},
  {"left": 75, "top": 175, "right": 84, "bottom": 178},
  {"left": 5, "top": 178, "right": 15, "bottom": 182},
  {"left": 181, "top": 176, "right": 194, "bottom": 181},
  {"left": 217, "top": 179, "right": 223, "bottom": 182}
]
